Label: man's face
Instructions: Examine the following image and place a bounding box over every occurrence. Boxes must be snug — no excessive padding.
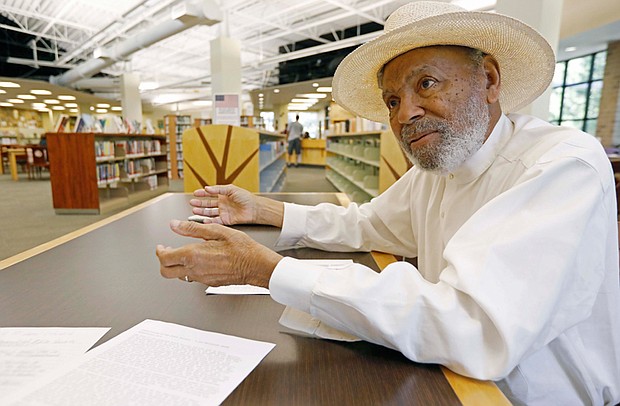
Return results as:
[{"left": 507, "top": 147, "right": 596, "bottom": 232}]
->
[{"left": 380, "top": 46, "right": 491, "bottom": 172}]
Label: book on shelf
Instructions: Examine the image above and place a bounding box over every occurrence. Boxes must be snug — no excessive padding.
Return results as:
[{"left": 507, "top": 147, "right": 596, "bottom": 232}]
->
[{"left": 53, "top": 114, "right": 70, "bottom": 133}]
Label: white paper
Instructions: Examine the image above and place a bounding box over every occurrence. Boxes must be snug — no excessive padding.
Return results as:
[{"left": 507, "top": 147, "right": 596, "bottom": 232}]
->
[
  {"left": 279, "top": 306, "right": 361, "bottom": 342},
  {"left": 206, "top": 285, "right": 270, "bottom": 295},
  {"left": 276, "top": 259, "right": 361, "bottom": 342},
  {"left": 7, "top": 320, "right": 274, "bottom": 406},
  {"left": 205, "top": 259, "right": 355, "bottom": 296},
  {"left": 0, "top": 327, "right": 109, "bottom": 402}
]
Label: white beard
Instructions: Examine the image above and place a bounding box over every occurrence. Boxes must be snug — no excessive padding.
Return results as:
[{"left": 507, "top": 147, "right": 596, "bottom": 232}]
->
[{"left": 398, "top": 92, "right": 491, "bottom": 173}]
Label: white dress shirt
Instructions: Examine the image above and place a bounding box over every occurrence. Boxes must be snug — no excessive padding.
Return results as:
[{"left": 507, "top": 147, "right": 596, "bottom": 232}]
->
[{"left": 269, "top": 113, "right": 620, "bottom": 405}]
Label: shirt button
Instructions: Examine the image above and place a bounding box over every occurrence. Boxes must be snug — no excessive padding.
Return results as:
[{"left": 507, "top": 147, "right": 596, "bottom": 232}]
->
[{"left": 449, "top": 173, "right": 455, "bottom": 180}]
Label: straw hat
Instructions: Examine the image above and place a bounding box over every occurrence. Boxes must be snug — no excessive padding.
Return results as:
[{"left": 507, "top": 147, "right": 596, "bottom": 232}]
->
[{"left": 332, "top": 1, "right": 556, "bottom": 123}]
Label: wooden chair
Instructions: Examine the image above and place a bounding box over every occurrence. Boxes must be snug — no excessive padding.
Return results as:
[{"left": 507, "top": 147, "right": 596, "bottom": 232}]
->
[{"left": 26, "top": 145, "right": 50, "bottom": 179}]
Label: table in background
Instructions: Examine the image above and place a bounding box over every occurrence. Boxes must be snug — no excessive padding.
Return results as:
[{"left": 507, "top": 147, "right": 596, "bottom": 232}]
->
[
  {"left": 0, "top": 192, "right": 507, "bottom": 405},
  {"left": 0, "top": 145, "right": 26, "bottom": 181}
]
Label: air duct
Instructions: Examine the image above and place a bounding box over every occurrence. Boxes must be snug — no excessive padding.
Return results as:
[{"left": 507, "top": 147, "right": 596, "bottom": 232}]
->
[{"left": 50, "top": 0, "right": 221, "bottom": 87}]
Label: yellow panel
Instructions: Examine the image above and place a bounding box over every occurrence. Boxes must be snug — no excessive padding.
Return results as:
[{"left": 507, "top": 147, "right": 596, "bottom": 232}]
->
[
  {"left": 379, "top": 129, "right": 411, "bottom": 193},
  {"left": 183, "top": 125, "right": 260, "bottom": 193},
  {"left": 301, "top": 139, "right": 326, "bottom": 165}
]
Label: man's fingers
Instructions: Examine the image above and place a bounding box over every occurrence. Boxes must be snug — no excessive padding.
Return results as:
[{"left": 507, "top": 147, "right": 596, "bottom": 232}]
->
[
  {"left": 191, "top": 206, "right": 220, "bottom": 217},
  {"left": 169, "top": 220, "right": 234, "bottom": 240}
]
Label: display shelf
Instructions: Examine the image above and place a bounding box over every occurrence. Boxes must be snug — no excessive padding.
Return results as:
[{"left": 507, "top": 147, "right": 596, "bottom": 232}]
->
[
  {"left": 301, "top": 138, "right": 326, "bottom": 166},
  {"left": 182, "top": 124, "right": 287, "bottom": 193},
  {"left": 326, "top": 129, "right": 411, "bottom": 204},
  {"left": 47, "top": 132, "right": 169, "bottom": 214},
  {"left": 164, "top": 114, "right": 191, "bottom": 179}
]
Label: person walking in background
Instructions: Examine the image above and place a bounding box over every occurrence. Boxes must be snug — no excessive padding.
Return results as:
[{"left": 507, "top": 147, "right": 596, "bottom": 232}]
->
[{"left": 286, "top": 115, "right": 303, "bottom": 167}]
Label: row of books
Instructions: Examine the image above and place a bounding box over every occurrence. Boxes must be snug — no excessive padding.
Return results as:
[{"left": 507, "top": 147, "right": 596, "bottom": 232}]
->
[
  {"left": 123, "top": 158, "right": 157, "bottom": 177},
  {"left": 95, "top": 140, "right": 163, "bottom": 159},
  {"left": 327, "top": 117, "right": 387, "bottom": 135},
  {"left": 96, "top": 163, "right": 120, "bottom": 185},
  {"left": 54, "top": 114, "right": 155, "bottom": 135}
]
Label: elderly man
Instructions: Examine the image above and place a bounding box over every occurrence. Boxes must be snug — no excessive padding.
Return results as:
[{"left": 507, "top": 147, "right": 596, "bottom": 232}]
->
[{"left": 156, "top": 2, "right": 620, "bottom": 404}]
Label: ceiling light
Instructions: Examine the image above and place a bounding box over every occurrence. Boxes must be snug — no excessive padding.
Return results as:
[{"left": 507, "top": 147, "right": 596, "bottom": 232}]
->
[
  {"left": 7, "top": 99, "right": 24, "bottom": 103},
  {"left": 0, "top": 102, "right": 14, "bottom": 107},
  {"left": 17, "top": 94, "right": 36, "bottom": 100},
  {"left": 52, "top": 106, "right": 66, "bottom": 110},
  {"left": 0, "top": 90, "right": 5, "bottom": 94},
  {"left": 0, "top": 81, "right": 20, "bottom": 88},
  {"left": 288, "top": 105, "right": 309, "bottom": 111},
  {"left": 69, "top": 109, "right": 79, "bottom": 113},
  {"left": 565, "top": 46, "right": 577, "bottom": 52},
  {"left": 32, "top": 103, "right": 47, "bottom": 108},
  {"left": 89, "top": 106, "right": 95, "bottom": 111},
  {"left": 316, "top": 87, "right": 332, "bottom": 93},
  {"left": 273, "top": 89, "right": 280, "bottom": 93},
  {"left": 44, "top": 99, "right": 60, "bottom": 104},
  {"left": 298, "top": 93, "right": 327, "bottom": 99},
  {"left": 139, "top": 82, "right": 159, "bottom": 91},
  {"left": 36, "top": 108, "right": 50, "bottom": 112},
  {"left": 258, "top": 93, "right": 264, "bottom": 97},
  {"left": 291, "top": 98, "right": 316, "bottom": 104},
  {"left": 111, "top": 106, "right": 122, "bottom": 111},
  {"left": 96, "top": 109, "right": 108, "bottom": 113},
  {"left": 58, "top": 95, "right": 76, "bottom": 100},
  {"left": 31, "top": 89, "right": 52, "bottom": 95},
  {"left": 65, "top": 103, "right": 78, "bottom": 107},
  {"left": 96, "top": 103, "right": 110, "bottom": 108},
  {"left": 312, "top": 83, "right": 319, "bottom": 88}
]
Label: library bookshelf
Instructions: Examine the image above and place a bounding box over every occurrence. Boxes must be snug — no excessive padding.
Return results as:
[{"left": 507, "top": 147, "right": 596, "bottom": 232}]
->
[
  {"left": 47, "top": 132, "right": 169, "bottom": 214},
  {"left": 164, "top": 114, "right": 192, "bottom": 180},
  {"left": 326, "top": 129, "right": 411, "bottom": 204},
  {"left": 182, "top": 125, "right": 287, "bottom": 193}
]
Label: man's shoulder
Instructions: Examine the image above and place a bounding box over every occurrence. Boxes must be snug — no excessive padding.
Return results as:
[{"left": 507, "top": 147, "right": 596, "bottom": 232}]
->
[{"left": 505, "top": 113, "right": 609, "bottom": 172}]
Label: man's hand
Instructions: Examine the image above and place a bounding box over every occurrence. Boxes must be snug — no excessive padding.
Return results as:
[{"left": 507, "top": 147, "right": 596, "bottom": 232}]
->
[
  {"left": 156, "top": 220, "right": 282, "bottom": 288},
  {"left": 189, "top": 184, "right": 284, "bottom": 227}
]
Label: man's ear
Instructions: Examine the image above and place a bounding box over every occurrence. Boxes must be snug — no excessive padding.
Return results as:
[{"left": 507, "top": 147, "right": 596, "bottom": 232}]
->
[{"left": 483, "top": 55, "right": 501, "bottom": 104}]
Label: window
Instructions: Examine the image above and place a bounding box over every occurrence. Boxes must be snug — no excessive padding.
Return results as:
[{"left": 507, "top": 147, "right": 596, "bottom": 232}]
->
[{"left": 549, "top": 51, "right": 607, "bottom": 136}]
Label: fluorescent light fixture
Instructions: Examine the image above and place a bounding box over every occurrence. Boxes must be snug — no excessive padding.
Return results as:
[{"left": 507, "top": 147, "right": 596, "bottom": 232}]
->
[
  {"left": 139, "top": 81, "right": 159, "bottom": 91},
  {"left": 31, "top": 103, "right": 47, "bottom": 108},
  {"left": 58, "top": 95, "right": 76, "bottom": 100},
  {"left": 17, "top": 94, "right": 36, "bottom": 99},
  {"left": 96, "top": 109, "right": 108, "bottom": 113},
  {"left": 96, "top": 103, "right": 110, "bottom": 108},
  {"left": 0, "top": 102, "right": 13, "bottom": 107},
  {"left": 0, "top": 81, "right": 20, "bottom": 88},
  {"left": 565, "top": 46, "right": 577, "bottom": 52},
  {"left": 273, "top": 89, "right": 280, "bottom": 93},
  {"left": 298, "top": 93, "right": 327, "bottom": 99},
  {"left": 69, "top": 109, "right": 79, "bottom": 113},
  {"left": 111, "top": 106, "right": 123, "bottom": 111},
  {"left": 52, "top": 106, "right": 66, "bottom": 110},
  {"left": 31, "top": 89, "right": 52, "bottom": 95},
  {"left": 7, "top": 99, "right": 24, "bottom": 103},
  {"left": 36, "top": 108, "right": 50, "bottom": 112},
  {"left": 316, "top": 87, "right": 332, "bottom": 93},
  {"left": 44, "top": 99, "right": 60, "bottom": 104},
  {"left": 0, "top": 90, "right": 5, "bottom": 94},
  {"left": 258, "top": 93, "right": 264, "bottom": 97},
  {"left": 312, "top": 82, "right": 319, "bottom": 87},
  {"left": 288, "top": 105, "right": 309, "bottom": 111},
  {"left": 291, "top": 98, "right": 317, "bottom": 104},
  {"left": 65, "top": 103, "right": 78, "bottom": 107}
]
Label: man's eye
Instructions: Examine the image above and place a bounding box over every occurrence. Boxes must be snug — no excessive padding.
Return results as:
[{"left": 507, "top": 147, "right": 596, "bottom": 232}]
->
[
  {"left": 420, "top": 78, "right": 436, "bottom": 90},
  {"left": 386, "top": 99, "right": 399, "bottom": 109}
]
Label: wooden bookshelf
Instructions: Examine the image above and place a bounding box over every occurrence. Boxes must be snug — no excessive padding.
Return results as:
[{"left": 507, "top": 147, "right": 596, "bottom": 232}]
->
[
  {"left": 164, "top": 114, "right": 192, "bottom": 180},
  {"left": 182, "top": 124, "right": 287, "bottom": 193},
  {"left": 47, "top": 132, "right": 169, "bottom": 214}
]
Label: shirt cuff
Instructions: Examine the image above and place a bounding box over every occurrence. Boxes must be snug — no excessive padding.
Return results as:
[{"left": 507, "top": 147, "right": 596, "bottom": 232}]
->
[
  {"left": 269, "top": 257, "right": 323, "bottom": 313},
  {"left": 275, "top": 202, "right": 308, "bottom": 247}
]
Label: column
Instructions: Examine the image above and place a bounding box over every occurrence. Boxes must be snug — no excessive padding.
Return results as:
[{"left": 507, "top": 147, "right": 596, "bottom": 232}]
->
[
  {"left": 596, "top": 40, "right": 620, "bottom": 146},
  {"left": 120, "top": 72, "right": 143, "bottom": 125},
  {"left": 495, "top": 0, "right": 564, "bottom": 120},
  {"left": 210, "top": 36, "right": 241, "bottom": 125}
]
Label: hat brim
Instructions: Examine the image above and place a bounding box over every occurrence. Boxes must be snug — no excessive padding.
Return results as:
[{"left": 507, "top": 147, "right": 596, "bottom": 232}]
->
[{"left": 332, "top": 11, "right": 556, "bottom": 124}]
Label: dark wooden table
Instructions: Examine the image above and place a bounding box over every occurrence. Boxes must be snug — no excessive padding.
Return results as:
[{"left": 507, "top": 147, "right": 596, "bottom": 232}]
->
[{"left": 0, "top": 193, "right": 507, "bottom": 405}]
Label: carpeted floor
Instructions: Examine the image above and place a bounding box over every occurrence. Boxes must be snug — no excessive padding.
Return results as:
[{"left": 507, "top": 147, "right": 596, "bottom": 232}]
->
[{"left": 0, "top": 165, "right": 336, "bottom": 261}]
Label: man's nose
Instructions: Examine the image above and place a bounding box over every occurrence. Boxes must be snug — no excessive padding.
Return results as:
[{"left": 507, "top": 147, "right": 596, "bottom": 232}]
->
[{"left": 398, "top": 95, "right": 425, "bottom": 125}]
